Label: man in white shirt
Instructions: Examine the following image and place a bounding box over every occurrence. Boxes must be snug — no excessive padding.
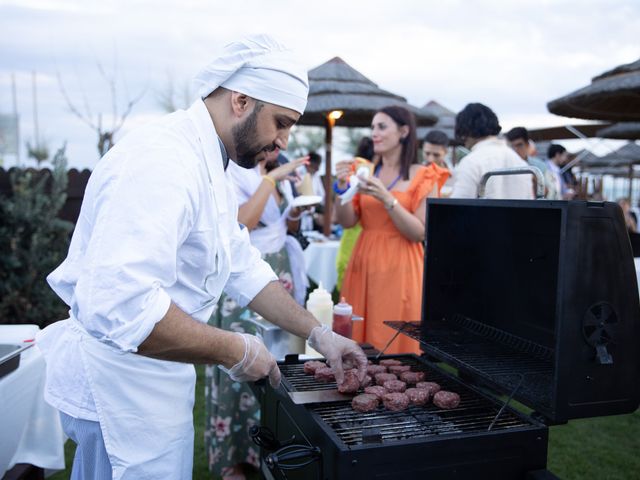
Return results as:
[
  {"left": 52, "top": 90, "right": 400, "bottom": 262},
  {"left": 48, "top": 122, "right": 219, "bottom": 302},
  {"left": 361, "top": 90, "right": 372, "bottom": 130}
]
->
[
  {"left": 36, "top": 35, "right": 366, "bottom": 480},
  {"left": 450, "top": 103, "right": 534, "bottom": 200}
]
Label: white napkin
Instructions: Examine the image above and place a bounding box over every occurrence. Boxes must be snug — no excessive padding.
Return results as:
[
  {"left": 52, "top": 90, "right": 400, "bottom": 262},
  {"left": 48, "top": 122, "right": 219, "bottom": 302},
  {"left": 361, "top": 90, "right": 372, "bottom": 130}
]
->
[{"left": 340, "top": 166, "right": 371, "bottom": 205}]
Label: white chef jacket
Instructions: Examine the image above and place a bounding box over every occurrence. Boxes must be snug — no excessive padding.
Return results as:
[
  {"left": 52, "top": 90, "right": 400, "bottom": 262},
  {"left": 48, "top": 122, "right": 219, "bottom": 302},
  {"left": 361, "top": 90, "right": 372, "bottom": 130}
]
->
[
  {"left": 451, "top": 137, "right": 534, "bottom": 199},
  {"left": 36, "top": 99, "right": 277, "bottom": 479}
]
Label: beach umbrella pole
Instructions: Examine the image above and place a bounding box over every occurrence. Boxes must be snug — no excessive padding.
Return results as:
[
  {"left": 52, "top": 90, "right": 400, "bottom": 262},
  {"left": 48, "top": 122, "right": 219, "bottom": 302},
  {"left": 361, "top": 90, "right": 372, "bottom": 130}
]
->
[{"left": 323, "top": 114, "right": 334, "bottom": 237}]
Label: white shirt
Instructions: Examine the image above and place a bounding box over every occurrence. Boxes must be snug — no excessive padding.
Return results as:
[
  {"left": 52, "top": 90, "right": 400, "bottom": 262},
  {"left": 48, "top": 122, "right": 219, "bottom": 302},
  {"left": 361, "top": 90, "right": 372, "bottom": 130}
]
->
[
  {"left": 36, "top": 100, "right": 277, "bottom": 478},
  {"left": 451, "top": 137, "right": 534, "bottom": 199},
  {"left": 311, "top": 170, "right": 325, "bottom": 204}
]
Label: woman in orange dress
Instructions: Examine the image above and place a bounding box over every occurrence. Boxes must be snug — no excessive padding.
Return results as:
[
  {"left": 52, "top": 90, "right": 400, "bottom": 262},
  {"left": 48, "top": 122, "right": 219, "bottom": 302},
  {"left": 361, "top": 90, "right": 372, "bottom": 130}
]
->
[{"left": 334, "top": 106, "right": 449, "bottom": 354}]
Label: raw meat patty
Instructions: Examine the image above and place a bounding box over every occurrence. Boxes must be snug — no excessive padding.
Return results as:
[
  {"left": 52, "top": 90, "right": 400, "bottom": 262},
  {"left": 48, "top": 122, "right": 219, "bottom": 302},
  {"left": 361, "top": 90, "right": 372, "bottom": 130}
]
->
[
  {"left": 399, "top": 371, "right": 426, "bottom": 385},
  {"left": 361, "top": 375, "right": 373, "bottom": 388},
  {"left": 364, "top": 385, "right": 387, "bottom": 400},
  {"left": 416, "top": 382, "right": 441, "bottom": 397},
  {"left": 379, "top": 359, "right": 403, "bottom": 367},
  {"left": 338, "top": 369, "right": 360, "bottom": 393},
  {"left": 314, "top": 367, "right": 335, "bottom": 383},
  {"left": 303, "top": 360, "right": 326, "bottom": 375},
  {"left": 382, "top": 379, "right": 407, "bottom": 393},
  {"left": 352, "top": 393, "right": 379, "bottom": 413},
  {"left": 433, "top": 391, "right": 461, "bottom": 409},
  {"left": 382, "top": 392, "right": 410, "bottom": 411},
  {"left": 366, "top": 365, "right": 388, "bottom": 376},
  {"left": 374, "top": 373, "right": 397, "bottom": 385},
  {"left": 387, "top": 365, "right": 412, "bottom": 375},
  {"left": 405, "top": 388, "right": 429, "bottom": 406}
]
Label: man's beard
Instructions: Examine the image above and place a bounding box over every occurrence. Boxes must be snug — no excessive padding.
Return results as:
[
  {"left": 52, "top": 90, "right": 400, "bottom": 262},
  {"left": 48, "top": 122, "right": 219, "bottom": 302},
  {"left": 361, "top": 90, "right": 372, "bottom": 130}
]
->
[{"left": 231, "top": 106, "right": 275, "bottom": 169}]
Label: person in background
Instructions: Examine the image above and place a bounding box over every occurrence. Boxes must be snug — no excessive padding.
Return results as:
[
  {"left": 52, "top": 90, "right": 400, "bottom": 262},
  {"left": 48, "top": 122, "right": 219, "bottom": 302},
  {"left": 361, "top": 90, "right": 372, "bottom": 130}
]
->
[
  {"left": 206, "top": 149, "right": 309, "bottom": 480},
  {"left": 422, "top": 129, "right": 450, "bottom": 169},
  {"left": 335, "top": 106, "right": 449, "bottom": 354},
  {"left": 450, "top": 103, "right": 533, "bottom": 200},
  {"left": 35, "top": 35, "right": 367, "bottom": 480},
  {"left": 618, "top": 197, "right": 638, "bottom": 233},
  {"left": 505, "top": 126, "right": 549, "bottom": 198},
  {"left": 335, "top": 137, "right": 373, "bottom": 291},
  {"left": 546, "top": 144, "right": 569, "bottom": 200},
  {"left": 308, "top": 151, "right": 325, "bottom": 201}
]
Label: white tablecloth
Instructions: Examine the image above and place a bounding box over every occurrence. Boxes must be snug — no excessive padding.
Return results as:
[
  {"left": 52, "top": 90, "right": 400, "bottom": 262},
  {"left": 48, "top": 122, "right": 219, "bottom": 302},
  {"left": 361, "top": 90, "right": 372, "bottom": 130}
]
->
[
  {"left": 303, "top": 240, "right": 340, "bottom": 293},
  {"left": 0, "top": 325, "right": 66, "bottom": 477}
]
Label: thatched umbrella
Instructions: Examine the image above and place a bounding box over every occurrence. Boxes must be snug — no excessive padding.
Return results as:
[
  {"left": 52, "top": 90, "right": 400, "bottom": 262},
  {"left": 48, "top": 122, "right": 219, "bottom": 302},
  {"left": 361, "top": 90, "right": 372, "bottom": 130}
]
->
[
  {"left": 597, "top": 122, "right": 640, "bottom": 140},
  {"left": 298, "top": 57, "right": 438, "bottom": 235},
  {"left": 547, "top": 58, "right": 640, "bottom": 121},
  {"left": 578, "top": 143, "right": 640, "bottom": 198}
]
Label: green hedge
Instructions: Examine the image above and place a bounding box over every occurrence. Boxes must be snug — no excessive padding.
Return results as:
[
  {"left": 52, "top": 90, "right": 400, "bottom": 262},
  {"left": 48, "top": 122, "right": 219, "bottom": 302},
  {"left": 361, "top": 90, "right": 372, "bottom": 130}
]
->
[{"left": 0, "top": 146, "right": 73, "bottom": 327}]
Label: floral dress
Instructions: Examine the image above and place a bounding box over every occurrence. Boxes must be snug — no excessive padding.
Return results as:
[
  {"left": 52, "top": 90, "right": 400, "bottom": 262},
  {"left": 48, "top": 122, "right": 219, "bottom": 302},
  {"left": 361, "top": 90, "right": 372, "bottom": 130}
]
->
[{"left": 204, "top": 202, "right": 294, "bottom": 477}]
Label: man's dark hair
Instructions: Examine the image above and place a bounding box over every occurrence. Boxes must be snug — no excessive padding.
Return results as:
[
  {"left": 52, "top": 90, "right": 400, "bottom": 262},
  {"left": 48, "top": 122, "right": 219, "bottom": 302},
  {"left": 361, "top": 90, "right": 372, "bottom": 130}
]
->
[
  {"left": 547, "top": 144, "right": 566, "bottom": 159},
  {"left": 505, "top": 127, "right": 529, "bottom": 143},
  {"left": 308, "top": 151, "right": 321, "bottom": 165},
  {"left": 355, "top": 136, "right": 374, "bottom": 160},
  {"left": 454, "top": 103, "right": 501, "bottom": 142},
  {"left": 423, "top": 130, "right": 449, "bottom": 147},
  {"left": 375, "top": 105, "right": 418, "bottom": 180}
]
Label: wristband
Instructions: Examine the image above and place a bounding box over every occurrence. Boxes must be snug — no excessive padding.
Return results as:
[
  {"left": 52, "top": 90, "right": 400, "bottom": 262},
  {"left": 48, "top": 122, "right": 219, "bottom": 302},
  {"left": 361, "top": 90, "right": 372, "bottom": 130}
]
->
[
  {"left": 263, "top": 175, "right": 276, "bottom": 188},
  {"left": 333, "top": 180, "right": 350, "bottom": 194}
]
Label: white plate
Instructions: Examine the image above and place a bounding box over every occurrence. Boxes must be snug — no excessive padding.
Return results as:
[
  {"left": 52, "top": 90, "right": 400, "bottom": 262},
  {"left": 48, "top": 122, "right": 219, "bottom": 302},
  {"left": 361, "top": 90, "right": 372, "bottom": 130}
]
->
[{"left": 291, "top": 195, "right": 322, "bottom": 208}]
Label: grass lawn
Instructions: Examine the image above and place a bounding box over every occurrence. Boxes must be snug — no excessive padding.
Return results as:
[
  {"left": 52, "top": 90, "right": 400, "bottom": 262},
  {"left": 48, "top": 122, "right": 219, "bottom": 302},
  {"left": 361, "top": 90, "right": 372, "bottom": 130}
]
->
[{"left": 48, "top": 365, "right": 639, "bottom": 479}]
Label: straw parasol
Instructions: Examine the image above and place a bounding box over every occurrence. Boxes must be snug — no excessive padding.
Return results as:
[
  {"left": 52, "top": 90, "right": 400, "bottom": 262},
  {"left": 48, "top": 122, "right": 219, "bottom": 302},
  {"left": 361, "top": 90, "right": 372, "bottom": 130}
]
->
[
  {"left": 416, "top": 100, "right": 456, "bottom": 141},
  {"left": 577, "top": 143, "right": 640, "bottom": 198},
  {"left": 298, "top": 57, "right": 438, "bottom": 235},
  {"left": 597, "top": 122, "right": 640, "bottom": 140},
  {"left": 547, "top": 58, "right": 640, "bottom": 121}
]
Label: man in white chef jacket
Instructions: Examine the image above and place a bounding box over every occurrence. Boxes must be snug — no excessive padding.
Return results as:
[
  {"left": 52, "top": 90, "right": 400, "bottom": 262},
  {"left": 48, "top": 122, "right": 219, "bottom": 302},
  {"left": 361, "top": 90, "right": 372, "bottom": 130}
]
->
[{"left": 36, "top": 35, "right": 367, "bottom": 480}]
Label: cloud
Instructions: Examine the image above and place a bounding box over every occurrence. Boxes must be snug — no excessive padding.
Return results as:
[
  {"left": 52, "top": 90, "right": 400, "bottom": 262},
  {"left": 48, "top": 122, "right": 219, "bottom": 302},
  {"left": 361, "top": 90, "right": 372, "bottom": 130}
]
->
[{"left": 1, "top": 0, "right": 639, "bottom": 169}]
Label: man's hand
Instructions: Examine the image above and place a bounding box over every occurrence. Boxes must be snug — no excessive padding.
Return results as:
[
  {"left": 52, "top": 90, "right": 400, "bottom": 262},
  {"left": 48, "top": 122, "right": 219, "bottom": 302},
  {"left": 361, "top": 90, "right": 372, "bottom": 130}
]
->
[
  {"left": 307, "top": 325, "right": 367, "bottom": 384},
  {"left": 227, "top": 333, "right": 281, "bottom": 388}
]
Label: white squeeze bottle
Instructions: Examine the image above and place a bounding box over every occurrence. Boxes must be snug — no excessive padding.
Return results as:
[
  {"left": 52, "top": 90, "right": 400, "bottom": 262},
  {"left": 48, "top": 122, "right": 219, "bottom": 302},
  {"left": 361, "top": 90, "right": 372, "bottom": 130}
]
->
[{"left": 305, "top": 283, "right": 334, "bottom": 357}]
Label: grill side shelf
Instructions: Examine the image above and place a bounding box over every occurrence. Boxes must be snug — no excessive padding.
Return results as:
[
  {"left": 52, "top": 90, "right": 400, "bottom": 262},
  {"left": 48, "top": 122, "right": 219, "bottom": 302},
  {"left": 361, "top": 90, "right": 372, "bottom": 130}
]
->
[{"left": 384, "top": 320, "right": 555, "bottom": 417}]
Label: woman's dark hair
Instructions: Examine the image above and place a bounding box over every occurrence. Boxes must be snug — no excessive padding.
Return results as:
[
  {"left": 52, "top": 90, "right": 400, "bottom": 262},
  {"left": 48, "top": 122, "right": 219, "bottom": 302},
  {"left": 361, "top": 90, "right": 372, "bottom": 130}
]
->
[
  {"left": 375, "top": 105, "right": 418, "bottom": 180},
  {"left": 355, "top": 136, "right": 374, "bottom": 160},
  {"left": 454, "top": 103, "right": 501, "bottom": 143}
]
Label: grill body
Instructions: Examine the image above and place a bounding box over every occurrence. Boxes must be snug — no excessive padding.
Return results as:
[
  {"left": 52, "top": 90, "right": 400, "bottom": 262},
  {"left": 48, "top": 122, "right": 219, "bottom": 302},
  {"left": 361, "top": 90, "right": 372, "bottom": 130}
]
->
[
  {"left": 258, "top": 355, "right": 549, "bottom": 480},
  {"left": 422, "top": 199, "right": 640, "bottom": 423}
]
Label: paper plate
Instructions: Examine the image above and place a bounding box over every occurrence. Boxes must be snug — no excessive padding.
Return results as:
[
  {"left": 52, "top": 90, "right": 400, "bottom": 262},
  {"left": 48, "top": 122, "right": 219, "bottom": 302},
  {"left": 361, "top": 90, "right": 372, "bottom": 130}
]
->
[{"left": 291, "top": 195, "right": 322, "bottom": 208}]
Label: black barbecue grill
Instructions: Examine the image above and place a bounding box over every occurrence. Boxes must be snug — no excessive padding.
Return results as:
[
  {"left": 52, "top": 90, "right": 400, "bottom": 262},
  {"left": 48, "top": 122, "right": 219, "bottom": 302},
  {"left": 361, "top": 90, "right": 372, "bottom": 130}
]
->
[{"left": 254, "top": 199, "right": 640, "bottom": 480}]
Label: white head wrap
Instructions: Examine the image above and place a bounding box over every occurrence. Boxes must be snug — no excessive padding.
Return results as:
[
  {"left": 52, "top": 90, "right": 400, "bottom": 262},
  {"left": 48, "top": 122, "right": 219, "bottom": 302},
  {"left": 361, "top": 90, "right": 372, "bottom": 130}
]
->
[{"left": 194, "top": 34, "right": 309, "bottom": 114}]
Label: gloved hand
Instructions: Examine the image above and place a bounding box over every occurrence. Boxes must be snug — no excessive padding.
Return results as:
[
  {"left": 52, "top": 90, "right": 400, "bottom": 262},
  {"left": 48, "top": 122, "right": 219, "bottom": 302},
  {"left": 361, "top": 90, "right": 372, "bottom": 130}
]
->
[
  {"left": 307, "top": 325, "right": 367, "bottom": 384},
  {"left": 227, "top": 333, "right": 281, "bottom": 388}
]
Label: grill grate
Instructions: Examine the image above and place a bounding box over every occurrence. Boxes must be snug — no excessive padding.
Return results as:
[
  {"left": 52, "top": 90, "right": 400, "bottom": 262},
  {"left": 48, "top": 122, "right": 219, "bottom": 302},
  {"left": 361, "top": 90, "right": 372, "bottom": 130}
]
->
[
  {"left": 384, "top": 320, "right": 554, "bottom": 410},
  {"left": 280, "top": 356, "right": 536, "bottom": 447}
]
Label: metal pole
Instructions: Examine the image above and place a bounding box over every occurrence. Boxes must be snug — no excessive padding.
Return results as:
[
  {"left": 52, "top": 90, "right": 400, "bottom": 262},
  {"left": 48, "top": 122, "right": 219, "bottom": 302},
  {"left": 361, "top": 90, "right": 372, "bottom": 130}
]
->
[
  {"left": 32, "top": 71, "right": 39, "bottom": 145},
  {"left": 322, "top": 115, "right": 334, "bottom": 237},
  {"left": 11, "top": 72, "right": 20, "bottom": 166}
]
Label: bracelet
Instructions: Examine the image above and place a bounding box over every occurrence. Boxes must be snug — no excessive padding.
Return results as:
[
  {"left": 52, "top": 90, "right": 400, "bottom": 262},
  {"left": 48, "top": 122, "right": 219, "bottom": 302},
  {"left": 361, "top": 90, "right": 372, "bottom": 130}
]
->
[
  {"left": 333, "top": 180, "right": 350, "bottom": 194},
  {"left": 262, "top": 175, "right": 276, "bottom": 188},
  {"left": 385, "top": 198, "right": 398, "bottom": 211}
]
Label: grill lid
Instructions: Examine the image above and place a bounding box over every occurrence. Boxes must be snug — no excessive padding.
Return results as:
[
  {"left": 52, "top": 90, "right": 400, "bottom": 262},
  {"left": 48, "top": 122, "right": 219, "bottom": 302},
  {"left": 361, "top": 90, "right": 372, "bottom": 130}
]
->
[{"left": 413, "top": 199, "right": 640, "bottom": 424}]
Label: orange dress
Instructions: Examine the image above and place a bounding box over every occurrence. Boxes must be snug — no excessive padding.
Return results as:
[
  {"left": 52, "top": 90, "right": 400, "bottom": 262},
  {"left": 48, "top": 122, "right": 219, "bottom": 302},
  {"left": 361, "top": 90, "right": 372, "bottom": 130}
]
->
[{"left": 341, "top": 164, "right": 450, "bottom": 354}]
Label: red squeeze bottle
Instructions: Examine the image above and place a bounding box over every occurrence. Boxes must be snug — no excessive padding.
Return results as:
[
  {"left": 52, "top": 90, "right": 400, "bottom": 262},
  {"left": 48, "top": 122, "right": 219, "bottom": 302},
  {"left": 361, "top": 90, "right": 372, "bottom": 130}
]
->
[{"left": 332, "top": 297, "right": 353, "bottom": 339}]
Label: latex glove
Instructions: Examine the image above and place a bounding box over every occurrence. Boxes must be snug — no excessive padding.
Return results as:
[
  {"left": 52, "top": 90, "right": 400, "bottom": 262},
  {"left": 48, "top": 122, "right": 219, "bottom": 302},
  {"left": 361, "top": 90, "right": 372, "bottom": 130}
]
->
[
  {"left": 307, "top": 325, "right": 367, "bottom": 384},
  {"left": 227, "top": 333, "right": 281, "bottom": 388}
]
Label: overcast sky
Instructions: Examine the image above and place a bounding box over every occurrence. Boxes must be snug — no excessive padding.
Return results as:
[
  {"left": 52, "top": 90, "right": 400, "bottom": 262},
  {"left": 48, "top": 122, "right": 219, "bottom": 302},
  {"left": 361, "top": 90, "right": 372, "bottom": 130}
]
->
[{"left": 1, "top": 0, "right": 639, "bottom": 169}]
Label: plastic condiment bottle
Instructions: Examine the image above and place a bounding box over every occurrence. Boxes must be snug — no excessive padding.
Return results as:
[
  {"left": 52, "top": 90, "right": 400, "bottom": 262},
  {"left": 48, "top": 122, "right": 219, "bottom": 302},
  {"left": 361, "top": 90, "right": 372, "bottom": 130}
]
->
[
  {"left": 305, "top": 283, "right": 334, "bottom": 357},
  {"left": 332, "top": 297, "right": 353, "bottom": 339}
]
